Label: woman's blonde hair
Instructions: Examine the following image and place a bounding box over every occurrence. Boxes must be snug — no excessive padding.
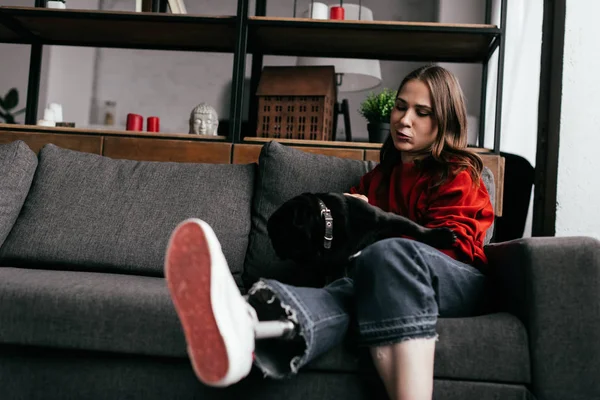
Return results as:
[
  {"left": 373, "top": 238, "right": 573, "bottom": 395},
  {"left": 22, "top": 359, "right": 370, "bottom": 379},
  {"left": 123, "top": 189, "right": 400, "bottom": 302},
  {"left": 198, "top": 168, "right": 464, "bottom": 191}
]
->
[{"left": 379, "top": 65, "right": 483, "bottom": 188}]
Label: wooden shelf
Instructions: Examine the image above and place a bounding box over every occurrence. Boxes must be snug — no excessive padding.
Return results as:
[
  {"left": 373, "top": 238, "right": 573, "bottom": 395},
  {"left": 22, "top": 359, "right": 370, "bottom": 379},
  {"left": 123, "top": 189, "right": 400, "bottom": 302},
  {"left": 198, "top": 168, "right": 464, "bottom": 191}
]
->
[
  {"left": 248, "top": 17, "right": 500, "bottom": 62},
  {"left": 0, "top": 123, "right": 228, "bottom": 141},
  {"left": 0, "top": 19, "right": 19, "bottom": 42},
  {"left": 0, "top": 7, "right": 237, "bottom": 52},
  {"left": 243, "top": 136, "right": 383, "bottom": 149}
]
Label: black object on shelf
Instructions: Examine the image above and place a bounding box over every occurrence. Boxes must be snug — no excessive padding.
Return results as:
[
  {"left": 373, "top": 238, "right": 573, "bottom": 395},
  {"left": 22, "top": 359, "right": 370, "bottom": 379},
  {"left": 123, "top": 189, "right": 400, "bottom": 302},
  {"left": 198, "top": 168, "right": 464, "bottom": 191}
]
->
[{"left": 332, "top": 99, "right": 352, "bottom": 142}]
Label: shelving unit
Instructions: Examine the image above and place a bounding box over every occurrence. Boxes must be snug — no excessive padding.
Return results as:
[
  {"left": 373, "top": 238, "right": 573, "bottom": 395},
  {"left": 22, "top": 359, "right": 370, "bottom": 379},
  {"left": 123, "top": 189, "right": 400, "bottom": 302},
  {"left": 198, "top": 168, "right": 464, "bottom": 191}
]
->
[{"left": 0, "top": 0, "right": 506, "bottom": 153}]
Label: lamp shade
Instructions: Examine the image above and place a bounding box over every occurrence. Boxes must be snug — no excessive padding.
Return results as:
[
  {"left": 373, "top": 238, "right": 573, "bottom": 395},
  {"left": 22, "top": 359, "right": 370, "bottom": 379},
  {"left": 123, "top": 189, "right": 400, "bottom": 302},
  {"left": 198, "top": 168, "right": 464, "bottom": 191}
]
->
[{"left": 296, "top": 4, "right": 382, "bottom": 93}]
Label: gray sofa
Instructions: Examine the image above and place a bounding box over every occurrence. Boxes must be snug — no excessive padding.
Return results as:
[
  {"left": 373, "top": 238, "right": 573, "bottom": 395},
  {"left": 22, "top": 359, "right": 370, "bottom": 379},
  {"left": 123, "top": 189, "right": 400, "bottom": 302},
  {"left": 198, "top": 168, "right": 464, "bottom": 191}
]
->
[{"left": 0, "top": 139, "right": 598, "bottom": 400}]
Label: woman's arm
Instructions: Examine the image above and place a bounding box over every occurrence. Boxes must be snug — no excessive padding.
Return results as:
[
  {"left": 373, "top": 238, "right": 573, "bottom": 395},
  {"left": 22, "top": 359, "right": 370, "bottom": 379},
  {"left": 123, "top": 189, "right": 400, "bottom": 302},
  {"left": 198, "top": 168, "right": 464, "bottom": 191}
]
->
[
  {"left": 423, "top": 170, "right": 494, "bottom": 265},
  {"left": 349, "top": 165, "right": 379, "bottom": 197},
  {"left": 343, "top": 193, "right": 369, "bottom": 202}
]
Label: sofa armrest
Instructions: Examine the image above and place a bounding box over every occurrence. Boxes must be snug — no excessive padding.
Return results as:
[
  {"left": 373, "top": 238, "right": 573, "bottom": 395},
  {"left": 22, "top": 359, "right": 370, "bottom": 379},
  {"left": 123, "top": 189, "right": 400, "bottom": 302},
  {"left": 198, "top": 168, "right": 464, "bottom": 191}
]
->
[{"left": 485, "top": 236, "right": 600, "bottom": 400}]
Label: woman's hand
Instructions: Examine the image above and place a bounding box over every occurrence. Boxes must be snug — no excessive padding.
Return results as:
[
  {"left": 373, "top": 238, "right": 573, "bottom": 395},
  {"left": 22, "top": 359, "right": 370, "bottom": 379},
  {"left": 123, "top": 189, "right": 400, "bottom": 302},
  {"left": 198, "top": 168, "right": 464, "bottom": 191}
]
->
[{"left": 344, "top": 193, "right": 369, "bottom": 203}]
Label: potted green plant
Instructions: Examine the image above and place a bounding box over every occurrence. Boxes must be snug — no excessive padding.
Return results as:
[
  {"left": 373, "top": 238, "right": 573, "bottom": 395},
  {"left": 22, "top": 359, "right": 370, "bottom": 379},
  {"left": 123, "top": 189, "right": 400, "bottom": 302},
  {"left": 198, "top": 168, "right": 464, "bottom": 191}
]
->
[
  {"left": 0, "top": 88, "right": 26, "bottom": 124},
  {"left": 358, "top": 88, "right": 396, "bottom": 143}
]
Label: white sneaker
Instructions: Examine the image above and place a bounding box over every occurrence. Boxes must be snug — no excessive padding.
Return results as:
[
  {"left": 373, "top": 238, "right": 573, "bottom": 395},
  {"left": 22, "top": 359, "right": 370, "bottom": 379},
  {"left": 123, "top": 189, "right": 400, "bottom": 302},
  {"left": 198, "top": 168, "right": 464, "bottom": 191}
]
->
[{"left": 165, "top": 218, "right": 256, "bottom": 387}]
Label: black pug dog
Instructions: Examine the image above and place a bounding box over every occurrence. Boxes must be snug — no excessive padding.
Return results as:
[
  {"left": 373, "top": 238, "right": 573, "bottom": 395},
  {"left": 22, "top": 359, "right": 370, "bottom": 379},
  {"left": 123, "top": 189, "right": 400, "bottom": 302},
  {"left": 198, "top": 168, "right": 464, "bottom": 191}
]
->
[{"left": 267, "top": 192, "right": 457, "bottom": 277}]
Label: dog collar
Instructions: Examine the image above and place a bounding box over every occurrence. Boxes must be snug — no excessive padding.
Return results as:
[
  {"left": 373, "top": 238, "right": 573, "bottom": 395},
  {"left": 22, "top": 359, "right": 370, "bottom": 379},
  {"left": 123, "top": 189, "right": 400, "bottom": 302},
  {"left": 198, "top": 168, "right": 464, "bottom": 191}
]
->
[{"left": 317, "top": 198, "right": 333, "bottom": 249}]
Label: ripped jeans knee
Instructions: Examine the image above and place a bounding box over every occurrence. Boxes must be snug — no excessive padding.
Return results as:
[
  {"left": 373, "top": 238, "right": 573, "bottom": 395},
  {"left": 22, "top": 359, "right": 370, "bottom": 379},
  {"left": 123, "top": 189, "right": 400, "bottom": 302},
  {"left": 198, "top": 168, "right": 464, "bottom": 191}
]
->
[
  {"left": 246, "top": 277, "right": 353, "bottom": 379},
  {"left": 247, "top": 280, "right": 307, "bottom": 379}
]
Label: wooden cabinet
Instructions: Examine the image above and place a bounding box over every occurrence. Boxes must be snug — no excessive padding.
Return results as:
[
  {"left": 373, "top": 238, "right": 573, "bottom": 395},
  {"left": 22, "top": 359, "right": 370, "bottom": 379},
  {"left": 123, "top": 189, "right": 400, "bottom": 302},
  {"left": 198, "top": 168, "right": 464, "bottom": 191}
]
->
[
  {"left": 103, "top": 136, "right": 232, "bottom": 164},
  {"left": 0, "top": 129, "right": 102, "bottom": 154}
]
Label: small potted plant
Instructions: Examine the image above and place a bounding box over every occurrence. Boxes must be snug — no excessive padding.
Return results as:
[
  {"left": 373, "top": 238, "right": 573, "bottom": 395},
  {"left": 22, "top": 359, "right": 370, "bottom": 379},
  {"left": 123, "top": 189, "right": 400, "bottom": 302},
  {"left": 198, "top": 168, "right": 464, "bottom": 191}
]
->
[
  {"left": 0, "top": 88, "right": 26, "bottom": 124},
  {"left": 358, "top": 88, "right": 396, "bottom": 143}
]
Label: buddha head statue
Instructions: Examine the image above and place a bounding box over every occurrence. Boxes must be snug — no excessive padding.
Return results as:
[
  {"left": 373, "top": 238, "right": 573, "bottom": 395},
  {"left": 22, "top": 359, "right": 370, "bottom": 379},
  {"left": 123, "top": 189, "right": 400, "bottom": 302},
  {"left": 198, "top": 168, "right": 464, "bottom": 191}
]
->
[{"left": 189, "top": 103, "right": 219, "bottom": 136}]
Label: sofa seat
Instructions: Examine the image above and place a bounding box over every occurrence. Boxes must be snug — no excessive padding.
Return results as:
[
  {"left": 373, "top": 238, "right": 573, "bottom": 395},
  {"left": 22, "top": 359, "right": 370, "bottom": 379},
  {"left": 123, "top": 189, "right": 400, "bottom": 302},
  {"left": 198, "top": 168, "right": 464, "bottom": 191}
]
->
[
  {"left": 0, "top": 266, "right": 530, "bottom": 386},
  {"left": 0, "top": 267, "right": 188, "bottom": 358},
  {"left": 306, "top": 313, "right": 530, "bottom": 384}
]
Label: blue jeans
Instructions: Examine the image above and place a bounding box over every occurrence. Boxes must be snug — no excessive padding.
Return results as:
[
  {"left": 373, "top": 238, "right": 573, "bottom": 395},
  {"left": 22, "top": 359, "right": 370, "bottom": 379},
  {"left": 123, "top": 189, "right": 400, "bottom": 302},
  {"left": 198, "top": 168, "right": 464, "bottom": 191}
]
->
[{"left": 248, "top": 238, "right": 489, "bottom": 379}]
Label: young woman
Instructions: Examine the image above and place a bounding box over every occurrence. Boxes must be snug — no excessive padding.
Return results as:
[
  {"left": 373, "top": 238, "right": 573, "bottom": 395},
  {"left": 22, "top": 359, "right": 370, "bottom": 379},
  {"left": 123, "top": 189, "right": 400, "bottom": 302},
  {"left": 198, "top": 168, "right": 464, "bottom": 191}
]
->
[{"left": 164, "top": 65, "right": 494, "bottom": 400}]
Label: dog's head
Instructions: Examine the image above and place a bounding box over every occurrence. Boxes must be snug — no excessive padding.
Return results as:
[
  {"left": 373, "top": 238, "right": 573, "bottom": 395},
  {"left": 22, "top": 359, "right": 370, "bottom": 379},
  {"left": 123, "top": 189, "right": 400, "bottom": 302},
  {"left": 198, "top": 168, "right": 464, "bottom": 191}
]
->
[{"left": 267, "top": 193, "right": 325, "bottom": 264}]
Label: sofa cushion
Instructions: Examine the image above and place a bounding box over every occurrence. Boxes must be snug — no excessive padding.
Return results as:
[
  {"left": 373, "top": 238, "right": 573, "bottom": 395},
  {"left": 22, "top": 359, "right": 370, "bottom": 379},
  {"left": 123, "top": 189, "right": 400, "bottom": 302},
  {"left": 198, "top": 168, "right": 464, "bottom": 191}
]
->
[
  {"left": 0, "top": 266, "right": 530, "bottom": 384},
  {"left": 305, "top": 313, "right": 530, "bottom": 384},
  {"left": 243, "top": 141, "right": 376, "bottom": 288},
  {"left": 0, "top": 140, "right": 37, "bottom": 248},
  {"left": 0, "top": 144, "right": 254, "bottom": 287},
  {"left": 0, "top": 267, "right": 186, "bottom": 358}
]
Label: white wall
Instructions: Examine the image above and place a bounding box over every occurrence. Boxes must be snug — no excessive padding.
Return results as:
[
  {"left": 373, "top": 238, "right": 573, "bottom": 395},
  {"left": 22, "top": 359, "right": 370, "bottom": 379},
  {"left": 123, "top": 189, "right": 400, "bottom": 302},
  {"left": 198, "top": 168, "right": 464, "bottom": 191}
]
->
[
  {"left": 44, "top": 46, "right": 97, "bottom": 126},
  {"left": 488, "top": 0, "right": 542, "bottom": 238},
  {"left": 555, "top": 0, "right": 600, "bottom": 239},
  {"left": 0, "top": 43, "right": 30, "bottom": 124},
  {"left": 484, "top": 0, "right": 542, "bottom": 167}
]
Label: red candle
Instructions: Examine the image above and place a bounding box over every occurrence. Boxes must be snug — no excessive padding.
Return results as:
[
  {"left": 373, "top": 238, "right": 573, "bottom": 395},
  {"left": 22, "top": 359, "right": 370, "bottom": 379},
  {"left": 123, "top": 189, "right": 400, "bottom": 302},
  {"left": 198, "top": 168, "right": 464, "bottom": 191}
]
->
[
  {"left": 147, "top": 116, "right": 160, "bottom": 132},
  {"left": 329, "top": 6, "right": 345, "bottom": 20},
  {"left": 126, "top": 113, "right": 143, "bottom": 131}
]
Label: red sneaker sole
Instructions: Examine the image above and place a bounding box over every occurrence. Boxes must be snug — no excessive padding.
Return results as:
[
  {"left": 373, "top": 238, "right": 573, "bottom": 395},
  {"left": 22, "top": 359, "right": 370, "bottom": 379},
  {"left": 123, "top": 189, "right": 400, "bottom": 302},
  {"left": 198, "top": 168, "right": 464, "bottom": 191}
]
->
[{"left": 166, "top": 222, "right": 229, "bottom": 385}]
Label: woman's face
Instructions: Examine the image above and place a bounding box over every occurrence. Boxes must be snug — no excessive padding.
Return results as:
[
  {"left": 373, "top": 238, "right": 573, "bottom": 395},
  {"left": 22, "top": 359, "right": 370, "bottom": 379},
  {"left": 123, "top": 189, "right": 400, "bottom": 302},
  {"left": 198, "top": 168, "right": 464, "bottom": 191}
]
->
[{"left": 389, "top": 79, "right": 438, "bottom": 163}]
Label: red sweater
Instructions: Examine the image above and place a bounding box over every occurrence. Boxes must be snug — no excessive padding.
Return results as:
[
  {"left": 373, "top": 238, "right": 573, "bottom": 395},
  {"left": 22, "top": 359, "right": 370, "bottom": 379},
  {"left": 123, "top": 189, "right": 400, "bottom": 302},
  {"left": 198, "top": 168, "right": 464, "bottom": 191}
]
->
[{"left": 350, "top": 162, "right": 494, "bottom": 266}]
